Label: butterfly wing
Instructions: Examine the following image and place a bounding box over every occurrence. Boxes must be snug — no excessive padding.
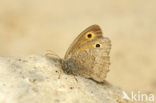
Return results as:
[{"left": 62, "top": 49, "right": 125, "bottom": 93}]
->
[
  {"left": 63, "top": 37, "right": 111, "bottom": 82},
  {"left": 64, "top": 25, "right": 103, "bottom": 59}
]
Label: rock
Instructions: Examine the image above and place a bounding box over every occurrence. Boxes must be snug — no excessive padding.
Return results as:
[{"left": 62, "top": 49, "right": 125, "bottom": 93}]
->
[{"left": 0, "top": 55, "right": 131, "bottom": 103}]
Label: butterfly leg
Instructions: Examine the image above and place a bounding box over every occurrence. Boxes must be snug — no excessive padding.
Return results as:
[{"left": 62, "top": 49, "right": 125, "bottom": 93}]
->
[{"left": 71, "top": 71, "right": 78, "bottom": 83}]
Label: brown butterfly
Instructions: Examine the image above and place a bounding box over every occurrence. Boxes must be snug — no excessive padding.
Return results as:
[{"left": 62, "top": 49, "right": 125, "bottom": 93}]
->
[{"left": 62, "top": 25, "right": 111, "bottom": 82}]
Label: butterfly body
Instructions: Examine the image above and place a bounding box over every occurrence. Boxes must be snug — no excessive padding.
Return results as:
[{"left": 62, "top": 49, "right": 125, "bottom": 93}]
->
[{"left": 62, "top": 25, "right": 111, "bottom": 82}]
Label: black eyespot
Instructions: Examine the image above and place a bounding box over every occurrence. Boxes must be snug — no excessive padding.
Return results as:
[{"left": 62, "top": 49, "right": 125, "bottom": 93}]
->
[
  {"left": 87, "top": 34, "right": 92, "bottom": 38},
  {"left": 96, "top": 44, "right": 100, "bottom": 48}
]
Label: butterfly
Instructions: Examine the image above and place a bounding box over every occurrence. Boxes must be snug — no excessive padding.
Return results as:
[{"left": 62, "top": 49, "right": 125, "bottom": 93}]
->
[{"left": 62, "top": 25, "right": 111, "bottom": 82}]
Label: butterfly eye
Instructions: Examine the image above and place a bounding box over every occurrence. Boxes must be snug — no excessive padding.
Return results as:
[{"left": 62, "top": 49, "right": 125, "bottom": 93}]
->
[{"left": 95, "top": 44, "right": 101, "bottom": 48}]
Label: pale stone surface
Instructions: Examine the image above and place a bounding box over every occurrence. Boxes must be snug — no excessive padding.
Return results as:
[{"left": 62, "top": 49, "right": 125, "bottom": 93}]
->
[{"left": 0, "top": 55, "right": 131, "bottom": 103}]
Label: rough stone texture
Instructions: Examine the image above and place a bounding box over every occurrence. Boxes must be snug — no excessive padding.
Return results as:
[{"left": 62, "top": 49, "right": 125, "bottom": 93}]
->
[{"left": 0, "top": 55, "right": 131, "bottom": 103}]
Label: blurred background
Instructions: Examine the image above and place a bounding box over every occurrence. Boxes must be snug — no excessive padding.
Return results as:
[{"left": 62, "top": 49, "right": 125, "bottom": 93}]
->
[{"left": 0, "top": 0, "right": 155, "bottom": 95}]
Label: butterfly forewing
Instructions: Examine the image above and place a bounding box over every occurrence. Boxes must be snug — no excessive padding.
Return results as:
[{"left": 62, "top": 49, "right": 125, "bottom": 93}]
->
[{"left": 64, "top": 25, "right": 103, "bottom": 59}]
